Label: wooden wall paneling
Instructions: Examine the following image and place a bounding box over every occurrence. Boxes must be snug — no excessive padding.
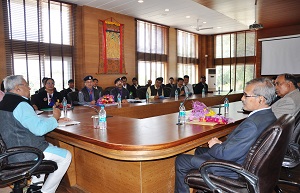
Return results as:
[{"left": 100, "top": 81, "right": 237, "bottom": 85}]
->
[
  {"left": 168, "top": 28, "right": 177, "bottom": 80},
  {"left": 78, "top": 6, "right": 136, "bottom": 90}
]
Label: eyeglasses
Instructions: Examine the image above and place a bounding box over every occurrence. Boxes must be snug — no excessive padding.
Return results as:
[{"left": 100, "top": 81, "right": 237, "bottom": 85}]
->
[
  {"left": 18, "top": 83, "right": 29, "bottom": 87},
  {"left": 274, "top": 81, "right": 287, "bottom": 87},
  {"left": 243, "top": 92, "right": 258, "bottom": 98}
]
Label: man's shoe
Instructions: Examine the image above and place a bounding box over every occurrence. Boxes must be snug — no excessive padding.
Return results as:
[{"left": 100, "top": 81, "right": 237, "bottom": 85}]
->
[{"left": 26, "top": 185, "right": 42, "bottom": 193}]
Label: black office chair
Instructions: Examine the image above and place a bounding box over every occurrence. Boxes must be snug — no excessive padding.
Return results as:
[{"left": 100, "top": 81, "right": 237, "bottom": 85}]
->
[
  {"left": 163, "top": 87, "right": 171, "bottom": 97},
  {"left": 136, "top": 87, "right": 147, "bottom": 99},
  {"left": 67, "top": 91, "right": 79, "bottom": 106},
  {"left": 103, "top": 86, "right": 115, "bottom": 95},
  {"left": 275, "top": 110, "right": 300, "bottom": 192},
  {"left": 185, "top": 115, "right": 294, "bottom": 193},
  {"left": 0, "top": 135, "right": 57, "bottom": 193}
]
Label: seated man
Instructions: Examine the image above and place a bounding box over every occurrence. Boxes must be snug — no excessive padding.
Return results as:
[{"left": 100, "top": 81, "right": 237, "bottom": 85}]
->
[
  {"left": 175, "top": 77, "right": 277, "bottom": 193},
  {"left": 130, "top": 77, "right": 141, "bottom": 98},
  {"left": 60, "top": 79, "right": 79, "bottom": 101},
  {"left": 166, "top": 77, "right": 176, "bottom": 89},
  {"left": 0, "top": 75, "right": 72, "bottom": 193},
  {"left": 171, "top": 78, "right": 186, "bottom": 97},
  {"left": 145, "top": 79, "right": 152, "bottom": 88},
  {"left": 78, "top": 75, "right": 101, "bottom": 105},
  {"left": 93, "top": 78, "right": 103, "bottom": 94},
  {"left": 183, "top": 75, "right": 194, "bottom": 95},
  {"left": 121, "top": 76, "right": 131, "bottom": 91},
  {"left": 272, "top": 73, "right": 300, "bottom": 118},
  {"left": 194, "top": 75, "right": 208, "bottom": 94},
  {"left": 147, "top": 77, "right": 164, "bottom": 99},
  {"left": 110, "top": 78, "right": 129, "bottom": 103}
]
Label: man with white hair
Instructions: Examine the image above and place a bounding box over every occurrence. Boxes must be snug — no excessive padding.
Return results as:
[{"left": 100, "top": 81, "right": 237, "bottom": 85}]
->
[{"left": 0, "top": 75, "right": 72, "bottom": 193}]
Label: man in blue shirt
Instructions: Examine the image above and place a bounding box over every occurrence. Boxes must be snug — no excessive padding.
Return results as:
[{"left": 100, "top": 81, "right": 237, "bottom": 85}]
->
[{"left": 0, "top": 75, "right": 72, "bottom": 193}]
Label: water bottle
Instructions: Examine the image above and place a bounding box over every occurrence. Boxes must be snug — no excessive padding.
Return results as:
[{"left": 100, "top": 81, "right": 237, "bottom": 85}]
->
[
  {"left": 146, "top": 91, "right": 149, "bottom": 103},
  {"left": 224, "top": 97, "right": 229, "bottom": 114},
  {"left": 179, "top": 102, "right": 186, "bottom": 124},
  {"left": 98, "top": 106, "right": 107, "bottom": 130},
  {"left": 175, "top": 89, "right": 179, "bottom": 101},
  {"left": 117, "top": 93, "right": 122, "bottom": 107},
  {"left": 202, "top": 88, "right": 205, "bottom": 97},
  {"left": 129, "top": 92, "right": 133, "bottom": 99},
  {"left": 62, "top": 97, "right": 67, "bottom": 118}
]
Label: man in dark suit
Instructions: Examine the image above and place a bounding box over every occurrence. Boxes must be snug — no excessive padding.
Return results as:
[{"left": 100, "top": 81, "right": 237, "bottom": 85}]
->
[
  {"left": 166, "top": 77, "right": 176, "bottom": 89},
  {"left": 174, "top": 77, "right": 277, "bottom": 193},
  {"left": 194, "top": 75, "right": 208, "bottom": 94},
  {"left": 78, "top": 75, "right": 101, "bottom": 105},
  {"left": 60, "top": 79, "right": 79, "bottom": 100},
  {"left": 110, "top": 77, "right": 129, "bottom": 103},
  {"left": 130, "top": 77, "right": 141, "bottom": 98},
  {"left": 170, "top": 78, "right": 186, "bottom": 97}
]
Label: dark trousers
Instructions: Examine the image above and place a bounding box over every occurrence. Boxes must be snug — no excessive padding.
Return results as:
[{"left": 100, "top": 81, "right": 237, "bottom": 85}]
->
[{"left": 174, "top": 147, "right": 210, "bottom": 193}]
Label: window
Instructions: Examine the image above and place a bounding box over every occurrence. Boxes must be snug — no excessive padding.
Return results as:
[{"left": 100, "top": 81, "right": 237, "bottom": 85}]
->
[
  {"left": 215, "top": 31, "right": 256, "bottom": 91},
  {"left": 136, "top": 20, "right": 168, "bottom": 85},
  {"left": 177, "top": 30, "right": 199, "bottom": 83},
  {"left": 3, "top": 0, "right": 75, "bottom": 94}
]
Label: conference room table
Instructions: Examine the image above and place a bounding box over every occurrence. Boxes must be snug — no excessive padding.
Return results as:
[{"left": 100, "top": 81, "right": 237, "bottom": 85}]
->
[{"left": 45, "top": 92, "right": 247, "bottom": 193}]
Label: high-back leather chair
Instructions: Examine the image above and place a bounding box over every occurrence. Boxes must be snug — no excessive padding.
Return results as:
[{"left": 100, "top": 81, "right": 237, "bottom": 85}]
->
[
  {"left": 0, "top": 134, "right": 57, "bottom": 193},
  {"left": 185, "top": 114, "right": 294, "bottom": 193},
  {"left": 67, "top": 91, "right": 79, "bottom": 106},
  {"left": 163, "top": 87, "right": 171, "bottom": 97},
  {"left": 136, "top": 87, "right": 147, "bottom": 99},
  {"left": 276, "top": 110, "right": 300, "bottom": 192}
]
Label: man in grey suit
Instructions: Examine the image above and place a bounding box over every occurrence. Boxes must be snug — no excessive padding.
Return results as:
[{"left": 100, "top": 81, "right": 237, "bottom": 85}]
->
[
  {"left": 174, "top": 77, "right": 277, "bottom": 193},
  {"left": 272, "top": 73, "right": 300, "bottom": 118}
]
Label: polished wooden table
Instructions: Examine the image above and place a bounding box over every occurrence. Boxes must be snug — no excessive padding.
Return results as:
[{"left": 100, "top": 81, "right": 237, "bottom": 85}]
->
[{"left": 45, "top": 93, "right": 247, "bottom": 193}]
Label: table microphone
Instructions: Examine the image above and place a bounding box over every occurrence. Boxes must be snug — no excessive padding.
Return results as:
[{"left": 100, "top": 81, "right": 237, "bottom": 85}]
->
[
  {"left": 176, "top": 95, "right": 189, "bottom": 125},
  {"left": 84, "top": 105, "right": 99, "bottom": 113},
  {"left": 215, "top": 89, "right": 233, "bottom": 115}
]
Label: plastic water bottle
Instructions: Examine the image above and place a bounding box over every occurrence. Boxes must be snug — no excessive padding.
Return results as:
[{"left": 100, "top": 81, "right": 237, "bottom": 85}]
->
[
  {"left": 98, "top": 106, "right": 107, "bottom": 129},
  {"left": 179, "top": 102, "right": 186, "bottom": 124},
  {"left": 146, "top": 91, "right": 149, "bottom": 103},
  {"left": 117, "top": 93, "right": 122, "bottom": 107},
  {"left": 175, "top": 89, "right": 179, "bottom": 101},
  {"left": 62, "top": 97, "right": 67, "bottom": 118},
  {"left": 202, "top": 88, "right": 205, "bottom": 97},
  {"left": 224, "top": 97, "right": 229, "bottom": 114}
]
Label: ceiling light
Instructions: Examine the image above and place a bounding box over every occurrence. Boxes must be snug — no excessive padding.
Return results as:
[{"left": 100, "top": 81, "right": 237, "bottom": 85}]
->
[
  {"left": 165, "top": 9, "right": 169, "bottom": 12},
  {"left": 217, "top": 27, "right": 221, "bottom": 29},
  {"left": 186, "top": 16, "right": 190, "bottom": 19},
  {"left": 138, "top": 0, "right": 143, "bottom": 3},
  {"left": 249, "top": 1, "right": 263, "bottom": 30},
  {"left": 203, "top": 21, "right": 206, "bottom": 24}
]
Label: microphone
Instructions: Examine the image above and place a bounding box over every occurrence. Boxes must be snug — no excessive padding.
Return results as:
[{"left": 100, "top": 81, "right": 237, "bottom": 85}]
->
[
  {"left": 213, "top": 89, "right": 233, "bottom": 115},
  {"left": 84, "top": 105, "right": 99, "bottom": 113},
  {"left": 176, "top": 95, "right": 189, "bottom": 125}
]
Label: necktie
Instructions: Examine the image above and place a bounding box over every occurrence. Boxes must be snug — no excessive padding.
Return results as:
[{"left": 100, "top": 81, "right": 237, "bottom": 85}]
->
[{"left": 89, "top": 89, "right": 93, "bottom": 101}]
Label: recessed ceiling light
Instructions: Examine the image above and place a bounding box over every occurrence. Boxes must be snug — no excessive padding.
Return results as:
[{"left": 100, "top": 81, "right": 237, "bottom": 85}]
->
[
  {"left": 165, "top": 9, "right": 169, "bottom": 12},
  {"left": 186, "top": 16, "right": 190, "bottom": 19},
  {"left": 138, "top": 0, "right": 143, "bottom": 3},
  {"left": 217, "top": 27, "right": 222, "bottom": 28},
  {"left": 203, "top": 21, "right": 206, "bottom": 24}
]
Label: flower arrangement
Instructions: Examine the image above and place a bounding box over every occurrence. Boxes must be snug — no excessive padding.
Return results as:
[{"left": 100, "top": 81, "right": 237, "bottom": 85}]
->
[
  {"left": 188, "top": 101, "right": 216, "bottom": 120},
  {"left": 97, "top": 94, "right": 115, "bottom": 105},
  {"left": 188, "top": 101, "right": 233, "bottom": 124}
]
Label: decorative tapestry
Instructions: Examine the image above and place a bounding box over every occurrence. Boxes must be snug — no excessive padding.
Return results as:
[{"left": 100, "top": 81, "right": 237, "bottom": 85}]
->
[{"left": 98, "top": 17, "right": 126, "bottom": 74}]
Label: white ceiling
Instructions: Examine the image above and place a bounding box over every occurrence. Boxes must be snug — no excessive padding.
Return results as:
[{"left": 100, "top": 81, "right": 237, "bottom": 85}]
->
[{"left": 62, "top": 0, "right": 254, "bottom": 35}]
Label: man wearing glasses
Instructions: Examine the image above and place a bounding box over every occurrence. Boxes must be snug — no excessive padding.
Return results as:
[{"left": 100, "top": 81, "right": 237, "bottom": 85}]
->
[
  {"left": 0, "top": 75, "right": 71, "bottom": 193},
  {"left": 271, "top": 73, "right": 300, "bottom": 118},
  {"left": 174, "top": 77, "right": 277, "bottom": 193}
]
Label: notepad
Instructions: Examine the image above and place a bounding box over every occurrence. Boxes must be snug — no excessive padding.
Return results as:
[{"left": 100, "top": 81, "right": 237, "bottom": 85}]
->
[
  {"left": 186, "top": 120, "right": 217, "bottom": 126},
  {"left": 58, "top": 121, "right": 80, "bottom": 127}
]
